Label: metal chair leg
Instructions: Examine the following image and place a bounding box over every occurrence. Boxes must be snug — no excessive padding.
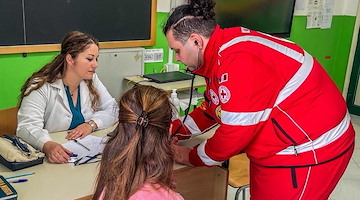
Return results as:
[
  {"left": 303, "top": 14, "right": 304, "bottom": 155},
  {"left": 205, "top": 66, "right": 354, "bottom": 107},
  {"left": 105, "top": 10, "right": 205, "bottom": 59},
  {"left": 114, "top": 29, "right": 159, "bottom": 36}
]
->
[{"left": 234, "top": 184, "right": 249, "bottom": 200}]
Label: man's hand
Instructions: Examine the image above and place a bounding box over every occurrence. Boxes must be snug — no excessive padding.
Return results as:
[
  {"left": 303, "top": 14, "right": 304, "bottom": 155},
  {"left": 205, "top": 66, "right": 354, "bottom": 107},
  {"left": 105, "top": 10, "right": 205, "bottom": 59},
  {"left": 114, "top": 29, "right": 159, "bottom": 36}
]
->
[{"left": 170, "top": 137, "right": 192, "bottom": 166}]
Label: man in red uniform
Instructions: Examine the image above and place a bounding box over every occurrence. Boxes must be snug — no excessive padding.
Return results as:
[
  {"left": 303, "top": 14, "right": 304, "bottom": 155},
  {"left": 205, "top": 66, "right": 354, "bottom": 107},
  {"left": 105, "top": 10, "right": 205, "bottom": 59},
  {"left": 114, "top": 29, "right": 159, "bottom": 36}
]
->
[{"left": 163, "top": 0, "right": 355, "bottom": 199}]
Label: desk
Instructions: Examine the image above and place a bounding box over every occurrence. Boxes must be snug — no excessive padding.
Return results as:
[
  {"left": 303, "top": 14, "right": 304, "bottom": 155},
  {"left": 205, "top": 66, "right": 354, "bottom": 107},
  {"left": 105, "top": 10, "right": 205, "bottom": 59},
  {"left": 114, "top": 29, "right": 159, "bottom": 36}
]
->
[
  {"left": 124, "top": 75, "right": 206, "bottom": 92},
  {"left": 0, "top": 126, "right": 227, "bottom": 200},
  {"left": 125, "top": 75, "right": 206, "bottom": 111}
]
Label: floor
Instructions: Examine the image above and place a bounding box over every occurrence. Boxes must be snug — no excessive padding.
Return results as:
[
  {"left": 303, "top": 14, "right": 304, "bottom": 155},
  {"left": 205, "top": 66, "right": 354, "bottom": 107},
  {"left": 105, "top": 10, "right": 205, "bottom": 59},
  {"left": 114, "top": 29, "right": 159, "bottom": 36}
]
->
[{"left": 226, "top": 114, "right": 360, "bottom": 200}]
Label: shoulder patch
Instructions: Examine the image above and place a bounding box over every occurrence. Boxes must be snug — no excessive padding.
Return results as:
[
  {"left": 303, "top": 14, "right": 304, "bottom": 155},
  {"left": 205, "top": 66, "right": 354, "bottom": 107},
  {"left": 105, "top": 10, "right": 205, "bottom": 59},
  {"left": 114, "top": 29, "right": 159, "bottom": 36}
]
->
[
  {"left": 219, "top": 73, "right": 229, "bottom": 83},
  {"left": 218, "top": 85, "right": 231, "bottom": 104},
  {"left": 199, "top": 101, "right": 207, "bottom": 111},
  {"left": 209, "top": 89, "right": 219, "bottom": 105},
  {"left": 215, "top": 106, "right": 221, "bottom": 119}
]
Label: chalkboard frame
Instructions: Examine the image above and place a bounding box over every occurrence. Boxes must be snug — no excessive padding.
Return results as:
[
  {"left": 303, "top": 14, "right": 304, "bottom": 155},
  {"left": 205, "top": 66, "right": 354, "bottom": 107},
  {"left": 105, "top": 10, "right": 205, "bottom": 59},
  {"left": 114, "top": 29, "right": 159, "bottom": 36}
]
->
[{"left": 0, "top": 0, "right": 156, "bottom": 55}]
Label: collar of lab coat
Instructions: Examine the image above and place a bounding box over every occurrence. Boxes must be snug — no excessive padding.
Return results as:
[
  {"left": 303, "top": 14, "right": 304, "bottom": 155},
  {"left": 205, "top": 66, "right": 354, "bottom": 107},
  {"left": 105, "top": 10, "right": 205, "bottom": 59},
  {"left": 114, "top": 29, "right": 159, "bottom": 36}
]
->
[{"left": 49, "top": 78, "right": 88, "bottom": 111}]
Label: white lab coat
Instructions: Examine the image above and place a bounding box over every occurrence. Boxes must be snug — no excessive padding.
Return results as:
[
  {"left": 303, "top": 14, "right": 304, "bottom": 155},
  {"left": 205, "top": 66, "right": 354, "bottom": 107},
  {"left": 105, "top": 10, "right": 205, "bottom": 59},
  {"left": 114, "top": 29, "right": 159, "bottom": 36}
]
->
[{"left": 16, "top": 73, "right": 119, "bottom": 150}]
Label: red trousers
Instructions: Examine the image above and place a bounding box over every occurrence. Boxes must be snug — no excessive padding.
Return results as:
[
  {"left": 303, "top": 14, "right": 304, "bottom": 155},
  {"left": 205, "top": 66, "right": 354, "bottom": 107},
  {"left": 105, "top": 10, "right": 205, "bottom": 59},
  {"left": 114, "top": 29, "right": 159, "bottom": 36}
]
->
[{"left": 249, "top": 144, "right": 354, "bottom": 200}]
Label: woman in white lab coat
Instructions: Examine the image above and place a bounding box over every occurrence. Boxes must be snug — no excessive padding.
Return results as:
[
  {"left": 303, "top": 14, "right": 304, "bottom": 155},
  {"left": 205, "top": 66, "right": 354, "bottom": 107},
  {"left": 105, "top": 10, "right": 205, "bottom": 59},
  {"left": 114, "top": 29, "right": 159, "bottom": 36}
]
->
[{"left": 16, "top": 31, "right": 118, "bottom": 164}]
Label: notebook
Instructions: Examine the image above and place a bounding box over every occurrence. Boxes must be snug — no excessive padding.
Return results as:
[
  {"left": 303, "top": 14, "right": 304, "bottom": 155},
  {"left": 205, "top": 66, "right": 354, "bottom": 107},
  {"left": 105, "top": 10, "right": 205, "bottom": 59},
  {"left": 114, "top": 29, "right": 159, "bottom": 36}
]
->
[
  {"left": 0, "top": 175, "right": 18, "bottom": 200},
  {"left": 143, "top": 71, "right": 193, "bottom": 83}
]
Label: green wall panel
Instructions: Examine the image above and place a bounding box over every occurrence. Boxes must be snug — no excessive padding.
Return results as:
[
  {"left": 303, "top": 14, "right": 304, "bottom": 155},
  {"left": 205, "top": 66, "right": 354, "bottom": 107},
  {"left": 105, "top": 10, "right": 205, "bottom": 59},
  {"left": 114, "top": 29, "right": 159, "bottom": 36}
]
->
[
  {"left": 288, "top": 16, "right": 355, "bottom": 91},
  {"left": 0, "top": 14, "right": 356, "bottom": 109},
  {"left": 144, "top": 12, "right": 188, "bottom": 73},
  {"left": 0, "top": 52, "right": 57, "bottom": 109},
  {"left": 144, "top": 12, "right": 170, "bottom": 74}
]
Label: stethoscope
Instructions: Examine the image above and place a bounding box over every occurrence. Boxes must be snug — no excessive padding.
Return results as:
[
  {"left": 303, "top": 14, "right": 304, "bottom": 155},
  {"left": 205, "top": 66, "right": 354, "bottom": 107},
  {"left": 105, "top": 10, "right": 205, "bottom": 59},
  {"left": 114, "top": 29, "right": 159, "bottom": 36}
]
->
[
  {"left": 2, "top": 134, "right": 40, "bottom": 156},
  {"left": 170, "top": 69, "right": 197, "bottom": 139}
]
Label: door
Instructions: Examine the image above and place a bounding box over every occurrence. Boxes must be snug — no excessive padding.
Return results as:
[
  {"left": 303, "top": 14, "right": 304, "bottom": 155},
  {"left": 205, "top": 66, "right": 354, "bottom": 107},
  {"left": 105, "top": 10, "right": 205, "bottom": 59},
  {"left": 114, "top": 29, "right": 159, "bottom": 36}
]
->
[{"left": 347, "top": 30, "right": 360, "bottom": 115}]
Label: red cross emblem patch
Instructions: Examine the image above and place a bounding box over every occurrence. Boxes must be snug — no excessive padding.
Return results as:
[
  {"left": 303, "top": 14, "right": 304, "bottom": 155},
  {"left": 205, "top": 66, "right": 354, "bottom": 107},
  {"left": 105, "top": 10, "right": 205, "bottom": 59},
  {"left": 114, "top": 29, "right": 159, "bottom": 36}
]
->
[
  {"left": 218, "top": 85, "right": 231, "bottom": 104},
  {"left": 209, "top": 89, "right": 219, "bottom": 105}
]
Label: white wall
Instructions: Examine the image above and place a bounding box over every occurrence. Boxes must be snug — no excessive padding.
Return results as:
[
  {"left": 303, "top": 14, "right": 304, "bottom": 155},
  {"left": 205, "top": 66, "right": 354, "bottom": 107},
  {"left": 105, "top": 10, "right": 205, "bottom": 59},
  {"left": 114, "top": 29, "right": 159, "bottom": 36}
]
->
[
  {"left": 157, "top": 0, "right": 171, "bottom": 12},
  {"left": 343, "top": 2, "right": 360, "bottom": 97},
  {"left": 340, "top": 0, "right": 359, "bottom": 16},
  {"left": 157, "top": 0, "right": 188, "bottom": 12},
  {"left": 291, "top": 0, "right": 358, "bottom": 16}
]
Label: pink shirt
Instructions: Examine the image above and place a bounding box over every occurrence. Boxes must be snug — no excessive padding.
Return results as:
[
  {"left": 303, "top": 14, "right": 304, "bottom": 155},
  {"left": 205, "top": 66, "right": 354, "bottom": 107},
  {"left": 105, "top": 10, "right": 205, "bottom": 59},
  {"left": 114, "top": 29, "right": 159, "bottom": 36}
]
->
[{"left": 99, "top": 183, "right": 184, "bottom": 200}]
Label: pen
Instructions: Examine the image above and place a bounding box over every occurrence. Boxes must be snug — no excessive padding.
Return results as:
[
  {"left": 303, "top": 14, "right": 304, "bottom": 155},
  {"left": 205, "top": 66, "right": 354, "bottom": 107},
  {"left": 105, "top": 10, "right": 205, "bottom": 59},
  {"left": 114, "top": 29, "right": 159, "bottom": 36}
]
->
[
  {"left": 9, "top": 179, "right": 28, "bottom": 183},
  {"left": 74, "top": 139, "right": 90, "bottom": 151},
  {"left": 4, "top": 172, "right": 35, "bottom": 179}
]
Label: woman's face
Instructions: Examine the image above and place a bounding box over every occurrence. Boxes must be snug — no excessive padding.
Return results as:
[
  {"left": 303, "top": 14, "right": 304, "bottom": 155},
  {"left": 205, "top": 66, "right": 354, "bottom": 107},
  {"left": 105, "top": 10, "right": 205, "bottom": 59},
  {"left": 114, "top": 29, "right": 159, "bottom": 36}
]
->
[{"left": 68, "top": 43, "right": 99, "bottom": 80}]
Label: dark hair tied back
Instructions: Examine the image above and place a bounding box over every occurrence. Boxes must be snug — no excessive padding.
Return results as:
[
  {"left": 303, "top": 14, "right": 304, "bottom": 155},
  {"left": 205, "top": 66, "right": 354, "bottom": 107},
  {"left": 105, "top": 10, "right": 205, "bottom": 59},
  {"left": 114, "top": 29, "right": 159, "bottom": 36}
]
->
[
  {"left": 190, "top": 0, "right": 216, "bottom": 20},
  {"left": 163, "top": 0, "right": 217, "bottom": 43}
]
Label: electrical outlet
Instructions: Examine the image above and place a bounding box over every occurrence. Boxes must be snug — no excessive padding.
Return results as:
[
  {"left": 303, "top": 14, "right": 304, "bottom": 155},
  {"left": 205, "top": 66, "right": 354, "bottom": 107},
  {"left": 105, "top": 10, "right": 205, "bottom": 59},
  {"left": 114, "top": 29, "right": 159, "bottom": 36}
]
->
[
  {"left": 164, "top": 63, "right": 180, "bottom": 72},
  {"left": 164, "top": 63, "right": 172, "bottom": 72},
  {"left": 173, "top": 64, "right": 179, "bottom": 71}
]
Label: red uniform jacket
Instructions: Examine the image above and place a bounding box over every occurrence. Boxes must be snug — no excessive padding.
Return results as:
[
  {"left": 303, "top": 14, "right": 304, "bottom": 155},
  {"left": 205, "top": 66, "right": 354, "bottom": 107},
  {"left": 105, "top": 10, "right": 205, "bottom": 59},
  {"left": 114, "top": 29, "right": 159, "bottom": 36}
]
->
[{"left": 172, "top": 25, "right": 355, "bottom": 168}]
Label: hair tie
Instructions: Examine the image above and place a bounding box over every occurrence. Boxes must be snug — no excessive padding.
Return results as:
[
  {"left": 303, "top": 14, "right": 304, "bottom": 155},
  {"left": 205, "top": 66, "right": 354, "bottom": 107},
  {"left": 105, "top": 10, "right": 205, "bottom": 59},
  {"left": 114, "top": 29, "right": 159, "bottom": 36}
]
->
[{"left": 136, "top": 111, "right": 149, "bottom": 127}]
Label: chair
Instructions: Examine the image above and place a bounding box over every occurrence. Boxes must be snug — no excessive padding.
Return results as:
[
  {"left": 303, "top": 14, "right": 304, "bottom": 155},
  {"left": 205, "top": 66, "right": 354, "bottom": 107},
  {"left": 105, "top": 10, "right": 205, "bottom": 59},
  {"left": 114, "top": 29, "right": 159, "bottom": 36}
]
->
[
  {"left": 224, "top": 153, "right": 250, "bottom": 200},
  {"left": 0, "top": 107, "right": 19, "bottom": 137}
]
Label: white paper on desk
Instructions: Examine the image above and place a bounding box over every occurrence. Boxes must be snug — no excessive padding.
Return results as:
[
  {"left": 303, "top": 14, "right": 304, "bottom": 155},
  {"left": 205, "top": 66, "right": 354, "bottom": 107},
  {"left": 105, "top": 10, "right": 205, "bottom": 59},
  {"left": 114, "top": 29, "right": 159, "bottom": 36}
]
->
[{"left": 62, "top": 135, "right": 108, "bottom": 162}]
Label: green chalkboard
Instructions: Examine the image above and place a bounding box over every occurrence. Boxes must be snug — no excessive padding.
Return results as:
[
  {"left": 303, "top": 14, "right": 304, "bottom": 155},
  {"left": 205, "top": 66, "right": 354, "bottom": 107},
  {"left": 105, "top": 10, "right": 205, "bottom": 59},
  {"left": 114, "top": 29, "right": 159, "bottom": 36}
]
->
[{"left": 0, "top": 0, "right": 156, "bottom": 54}]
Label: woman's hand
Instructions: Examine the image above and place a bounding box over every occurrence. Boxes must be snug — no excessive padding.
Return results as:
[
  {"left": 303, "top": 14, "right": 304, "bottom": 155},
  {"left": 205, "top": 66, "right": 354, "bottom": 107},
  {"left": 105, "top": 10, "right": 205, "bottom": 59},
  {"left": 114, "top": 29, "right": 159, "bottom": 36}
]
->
[
  {"left": 66, "top": 123, "right": 93, "bottom": 140},
  {"left": 43, "top": 141, "right": 73, "bottom": 163}
]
